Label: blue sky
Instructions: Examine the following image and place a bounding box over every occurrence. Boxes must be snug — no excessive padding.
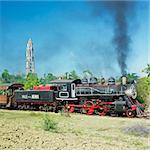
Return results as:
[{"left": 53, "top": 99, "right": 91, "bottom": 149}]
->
[{"left": 0, "top": 1, "right": 149, "bottom": 77}]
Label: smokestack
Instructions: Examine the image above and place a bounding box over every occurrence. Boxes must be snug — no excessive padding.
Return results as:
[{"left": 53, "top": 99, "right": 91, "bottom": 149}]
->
[{"left": 121, "top": 75, "right": 127, "bottom": 85}]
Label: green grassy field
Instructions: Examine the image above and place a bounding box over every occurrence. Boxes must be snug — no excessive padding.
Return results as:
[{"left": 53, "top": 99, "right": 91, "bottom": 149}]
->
[{"left": 0, "top": 109, "right": 149, "bottom": 150}]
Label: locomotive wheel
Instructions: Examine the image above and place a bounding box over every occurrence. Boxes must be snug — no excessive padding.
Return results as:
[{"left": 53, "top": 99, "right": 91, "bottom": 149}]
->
[
  {"left": 126, "top": 109, "right": 136, "bottom": 118},
  {"left": 39, "top": 105, "right": 49, "bottom": 112},
  {"left": 69, "top": 106, "right": 75, "bottom": 113},
  {"left": 21, "top": 104, "right": 27, "bottom": 110},
  {"left": 44, "top": 106, "right": 49, "bottom": 112},
  {"left": 82, "top": 101, "right": 94, "bottom": 115},
  {"left": 80, "top": 108, "right": 87, "bottom": 114},
  {"left": 98, "top": 105, "right": 108, "bottom": 116},
  {"left": 18, "top": 104, "right": 22, "bottom": 110}
]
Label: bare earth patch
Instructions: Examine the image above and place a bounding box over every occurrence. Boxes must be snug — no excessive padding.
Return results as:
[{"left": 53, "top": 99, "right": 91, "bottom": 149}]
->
[{"left": 0, "top": 109, "right": 149, "bottom": 150}]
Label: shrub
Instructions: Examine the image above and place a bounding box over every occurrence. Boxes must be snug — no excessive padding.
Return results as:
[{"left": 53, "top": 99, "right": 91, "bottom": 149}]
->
[
  {"left": 43, "top": 115, "right": 58, "bottom": 132},
  {"left": 136, "top": 77, "right": 150, "bottom": 109}
]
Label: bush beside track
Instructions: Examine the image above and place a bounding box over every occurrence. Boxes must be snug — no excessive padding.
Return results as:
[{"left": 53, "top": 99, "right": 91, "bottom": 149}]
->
[{"left": 137, "top": 77, "right": 150, "bottom": 110}]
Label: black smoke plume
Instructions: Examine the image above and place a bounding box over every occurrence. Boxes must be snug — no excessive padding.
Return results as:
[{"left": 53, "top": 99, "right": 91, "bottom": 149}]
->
[
  {"left": 110, "top": 1, "right": 133, "bottom": 75},
  {"left": 91, "top": 1, "right": 135, "bottom": 75}
]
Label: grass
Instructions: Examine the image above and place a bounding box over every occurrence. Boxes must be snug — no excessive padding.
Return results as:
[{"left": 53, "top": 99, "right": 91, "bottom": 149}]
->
[
  {"left": 43, "top": 115, "right": 58, "bottom": 132},
  {"left": 0, "top": 109, "right": 149, "bottom": 150}
]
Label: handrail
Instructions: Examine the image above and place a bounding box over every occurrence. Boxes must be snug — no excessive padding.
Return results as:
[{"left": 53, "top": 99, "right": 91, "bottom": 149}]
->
[{"left": 76, "top": 87, "right": 124, "bottom": 96}]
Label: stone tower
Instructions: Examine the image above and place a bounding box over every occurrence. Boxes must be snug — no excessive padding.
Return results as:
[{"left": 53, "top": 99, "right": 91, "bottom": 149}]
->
[{"left": 26, "top": 38, "right": 35, "bottom": 75}]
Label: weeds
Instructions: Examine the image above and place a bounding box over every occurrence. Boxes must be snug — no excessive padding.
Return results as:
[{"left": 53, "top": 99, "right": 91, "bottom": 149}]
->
[{"left": 43, "top": 115, "right": 58, "bottom": 132}]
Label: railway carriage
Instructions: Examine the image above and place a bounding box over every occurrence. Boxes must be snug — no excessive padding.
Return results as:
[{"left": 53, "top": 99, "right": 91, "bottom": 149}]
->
[{"left": 0, "top": 83, "right": 24, "bottom": 108}]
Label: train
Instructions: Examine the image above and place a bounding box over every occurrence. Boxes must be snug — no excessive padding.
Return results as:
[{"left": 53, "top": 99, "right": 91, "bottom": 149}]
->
[{"left": 0, "top": 76, "right": 145, "bottom": 117}]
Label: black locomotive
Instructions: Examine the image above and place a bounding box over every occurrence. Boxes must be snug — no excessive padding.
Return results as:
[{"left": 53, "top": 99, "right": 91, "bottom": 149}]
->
[{"left": 12, "top": 76, "right": 144, "bottom": 117}]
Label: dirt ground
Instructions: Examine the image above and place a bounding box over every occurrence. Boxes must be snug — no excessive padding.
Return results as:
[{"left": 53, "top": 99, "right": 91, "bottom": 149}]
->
[{"left": 0, "top": 109, "right": 149, "bottom": 150}]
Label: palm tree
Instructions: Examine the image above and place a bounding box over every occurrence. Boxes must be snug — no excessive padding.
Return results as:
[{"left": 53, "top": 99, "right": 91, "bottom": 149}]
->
[
  {"left": 83, "top": 70, "right": 93, "bottom": 78},
  {"left": 127, "top": 73, "right": 139, "bottom": 81},
  {"left": 69, "top": 70, "right": 79, "bottom": 80},
  {"left": 142, "top": 64, "right": 150, "bottom": 77}
]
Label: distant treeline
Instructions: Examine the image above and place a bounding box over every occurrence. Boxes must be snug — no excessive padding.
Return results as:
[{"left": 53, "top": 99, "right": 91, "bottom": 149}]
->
[{"left": 0, "top": 69, "right": 80, "bottom": 85}]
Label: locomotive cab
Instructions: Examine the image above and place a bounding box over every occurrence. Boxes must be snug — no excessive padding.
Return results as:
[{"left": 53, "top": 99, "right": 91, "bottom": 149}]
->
[{"left": 50, "top": 79, "right": 81, "bottom": 101}]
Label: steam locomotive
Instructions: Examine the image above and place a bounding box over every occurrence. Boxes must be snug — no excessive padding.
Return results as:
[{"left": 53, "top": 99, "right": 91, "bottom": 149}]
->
[{"left": 0, "top": 76, "right": 145, "bottom": 117}]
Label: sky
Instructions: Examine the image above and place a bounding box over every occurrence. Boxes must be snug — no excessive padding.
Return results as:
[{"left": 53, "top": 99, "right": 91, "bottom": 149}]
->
[{"left": 0, "top": 0, "right": 149, "bottom": 77}]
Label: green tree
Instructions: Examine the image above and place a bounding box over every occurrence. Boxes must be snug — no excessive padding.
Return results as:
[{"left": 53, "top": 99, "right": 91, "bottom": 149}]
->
[
  {"left": 83, "top": 70, "right": 93, "bottom": 83},
  {"left": 127, "top": 73, "right": 139, "bottom": 82},
  {"left": 83, "top": 70, "right": 93, "bottom": 77},
  {"left": 137, "top": 77, "right": 150, "bottom": 108},
  {"left": 68, "top": 70, "right": 79, "bottom": 80},
  {"left": 40, "top": 73, "right": 56, "bottom": 85},
  {"left": 1, "top": 69, "right": 11, "bottom": 83},
  {"left": 14, "top": 74, "right": 26, "bottom": 84},
  {"left": 0, "top": 69, "right": 25, "bottom": 84},
  {"left": 142, "top": 64, "right": 150, "bottom": 77},
  {"left": 46, "top": 73, "right": 57, "bottom": 81},
  {"left": 24, "top": 73, "right": 40, "bottom": 89},
  {"left": 64, "top": 72, "right": 69, "bottom": 80}
]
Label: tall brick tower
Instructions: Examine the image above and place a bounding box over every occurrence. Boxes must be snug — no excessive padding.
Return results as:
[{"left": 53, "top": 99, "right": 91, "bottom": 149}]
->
[{"left": 26, "top": 38, "right": 35, "bottom": 76}]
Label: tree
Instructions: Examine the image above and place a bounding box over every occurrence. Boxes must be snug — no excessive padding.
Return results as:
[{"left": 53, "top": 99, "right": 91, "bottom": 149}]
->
[
  {"left": 24, "top": 73, "right": 40, "bottom": 89},
  {"left": 1, "top": 69, "right": 11, "bottom": 83},
  {"left": 14, "top": 74, "right": 26, "bottom": 84},
  {"left": 83, "top": 70, "right": 93, "bottom": 77},
  {"left": 137, "top": 77, "right": 150, "bottom": 108},
  {"left": 46, "top": 73, "right": 57, "bottom": 81},
  {"left": 68, "top": 70, "right": 79, "bottom": 80},
  {"left": 142, "top": 64, "right": 150, "bottom": 77},
  {"left": 40, "top": 73, "right": 56, "bottom": 85},
  {"left": 136, "top": 64, "right": 150, "bottom": 109},
  {"left": 64, "top": 72, "right": 69, "bottom": 79},
  {"left": 83, "top": 70, "right": 93, "bottom": 83},
  {"left": 0, "top": 69, "right": 25, "bottom": 84},
  {"left": 127, "top": 73, "right": 139, "bottom": 82}
]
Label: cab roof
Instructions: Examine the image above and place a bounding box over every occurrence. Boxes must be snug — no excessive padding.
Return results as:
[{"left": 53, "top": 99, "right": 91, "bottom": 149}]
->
[{"left": 50, "top": 79, "right": 81, "bottom": 84}]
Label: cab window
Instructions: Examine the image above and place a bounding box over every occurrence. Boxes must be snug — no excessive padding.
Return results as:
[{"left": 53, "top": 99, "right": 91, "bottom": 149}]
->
[{"left": 59, "top": 84, "right": 67, "bottom": 91}]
